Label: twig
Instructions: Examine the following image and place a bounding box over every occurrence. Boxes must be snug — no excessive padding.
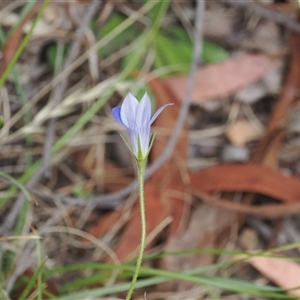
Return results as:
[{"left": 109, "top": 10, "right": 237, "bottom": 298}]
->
[
  {"left": 219, "top": 0, "right": 300, "bottom": 34},
  {"left": 42, "top": 0, "right": 102, "bottom": 175},
  {"left": 31, "top": 188, "right": 120, "bottom": 209}
]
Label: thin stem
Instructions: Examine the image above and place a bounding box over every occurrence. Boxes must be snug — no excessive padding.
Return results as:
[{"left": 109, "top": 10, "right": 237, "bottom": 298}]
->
[{"left": 126, "top": 159, "right": 147, "bottom": 300}]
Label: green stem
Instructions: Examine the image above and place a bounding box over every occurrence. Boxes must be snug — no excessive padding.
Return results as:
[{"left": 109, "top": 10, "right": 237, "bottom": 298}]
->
[{"left": 126, "top": 159, "right": 147, "bottom": 300}]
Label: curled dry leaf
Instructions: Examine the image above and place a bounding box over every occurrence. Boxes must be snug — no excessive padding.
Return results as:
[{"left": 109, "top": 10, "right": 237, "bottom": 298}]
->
[{"left": 190, "top": 163, "right": 300, "bottom": 204}]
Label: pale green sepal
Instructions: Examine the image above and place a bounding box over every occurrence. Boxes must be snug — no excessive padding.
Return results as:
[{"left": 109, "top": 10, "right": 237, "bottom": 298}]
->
[
  {"left": 119, "top": 133, "right": 135, "bottom": 157},
  {"left": 137, "top": 135, "right": 147, "bottom": 162},
  {"left": 146, "top": 133, "right": 156, "bottom": 157},
  {"left": 136, "top": 133, "right": 156, "bottom": 163}
]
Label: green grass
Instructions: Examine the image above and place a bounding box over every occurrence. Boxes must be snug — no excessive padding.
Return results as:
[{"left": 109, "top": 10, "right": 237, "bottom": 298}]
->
[{"left": 41, "top": 249, "right": 298, "bottom": 299}]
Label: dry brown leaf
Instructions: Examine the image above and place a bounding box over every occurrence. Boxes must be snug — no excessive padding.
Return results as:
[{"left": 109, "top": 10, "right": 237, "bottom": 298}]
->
[
  {"left": 163, "top": 53, "right": 276, "bottom": 103},
  {"left": 246, "top": 256, "right": 300, "bottom": 297},
  {"left": 148, "top": 78, "right": 191, "bottom": 235},
  {"left": 85, "top": 210, "right": 123, "bottom": 241},
  {"left": 225, "top": 119, "right": 264, "bottom": 147},
  {"left": 75, "top": 148, "right": 133, "bottom": 192},
  {"left": 239, "top": 228, "right": 258, "bottom": 251}
]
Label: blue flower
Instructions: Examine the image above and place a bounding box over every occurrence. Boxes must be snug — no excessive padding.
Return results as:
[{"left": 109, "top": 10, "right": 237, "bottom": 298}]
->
[{"left": 112, "top": 92, "right": 173, "bottom": 160}]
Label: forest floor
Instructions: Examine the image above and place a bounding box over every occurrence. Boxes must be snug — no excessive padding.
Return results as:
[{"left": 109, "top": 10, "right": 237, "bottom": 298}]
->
[{"left": 1, "top": 1, "right": 300, "bottom": 299}]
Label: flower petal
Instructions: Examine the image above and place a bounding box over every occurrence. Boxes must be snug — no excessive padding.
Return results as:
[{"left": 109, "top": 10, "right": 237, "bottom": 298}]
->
[
  {"left": 111, "top": 106, "right": 126, "bottom": 127},
  {"left": 150, "top": 103, "right": 174, "bottom": 125},
  {"left": 112, "top": 92, "right": 173, "bottom": 160},
  {"left": 138, "top": 126, "right": 151, "bottom": 157},
  {"left": 120, "top": 93, "right": 139, "bottom": 129},
  {"left": 136, "top": 93, "right": 152, "bottom": 129},
  {"left": 128, "top": 128, "right": 139, "bottom": 156}
]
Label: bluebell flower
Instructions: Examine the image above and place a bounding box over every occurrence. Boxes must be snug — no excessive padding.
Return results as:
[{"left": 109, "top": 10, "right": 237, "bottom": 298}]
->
[{"left": 112, "top": 92, "right": 173, "bottom": 160}]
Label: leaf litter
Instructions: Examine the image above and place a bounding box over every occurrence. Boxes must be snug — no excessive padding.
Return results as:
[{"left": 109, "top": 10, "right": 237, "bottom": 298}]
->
[{"left": 2, "top": 1, "right": 300, "bottom": 299}]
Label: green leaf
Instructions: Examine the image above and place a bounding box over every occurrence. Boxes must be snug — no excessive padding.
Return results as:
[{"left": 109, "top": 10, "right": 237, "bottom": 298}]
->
[
  {"left": 45, "top": 43, "right": 69, "bottom": 71},
  {"left": 154, "top": 32, "right": 191, "bottom": 73},
  {"left": 153, "top": 26, "right": 229, "bottom": 73},
  {"left": 167, "top": 26, "right": 192, "bottom": 45},
  {"left": 97, "top": 13, "right": 141, "bottom": 58},
  {"left": 202, "top": 40, "right": 229, "bottom": 63}
]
